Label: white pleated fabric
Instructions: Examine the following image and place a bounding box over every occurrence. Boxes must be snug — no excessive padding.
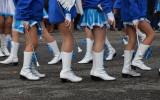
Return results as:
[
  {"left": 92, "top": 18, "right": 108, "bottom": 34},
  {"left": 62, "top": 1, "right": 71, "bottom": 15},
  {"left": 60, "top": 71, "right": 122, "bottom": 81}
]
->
[
  {"left": 57, "top": 0, "right": 75, "bottom": 11},
  {"left": 0, "top": 0, "right": 15, "bottom": 16}
]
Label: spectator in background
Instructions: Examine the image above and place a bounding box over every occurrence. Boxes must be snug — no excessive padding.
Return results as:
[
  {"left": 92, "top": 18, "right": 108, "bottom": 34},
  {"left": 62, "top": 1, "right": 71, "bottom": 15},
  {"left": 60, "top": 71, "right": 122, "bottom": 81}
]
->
[
  {"left": 146, "top": 0, "right": 156, "bottom": 28},
  {"left": 153, "top": 0, "right": 160, "bottom": 31},
  {"left": 114, "top": 0, "right": 124, "bottom": 31}
]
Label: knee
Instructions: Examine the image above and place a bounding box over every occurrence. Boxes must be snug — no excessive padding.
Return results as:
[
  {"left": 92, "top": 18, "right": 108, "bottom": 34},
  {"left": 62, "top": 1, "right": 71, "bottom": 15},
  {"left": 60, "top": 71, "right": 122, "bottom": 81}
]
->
[
  {"left": 150, "top": 32, "right": 156, "bottom": 40},
  {"left": 64, "top": 36, "right": 74, "bottom": 43},
  {"left": 32, "top": 42, "right": 38, "bottom": 49}
]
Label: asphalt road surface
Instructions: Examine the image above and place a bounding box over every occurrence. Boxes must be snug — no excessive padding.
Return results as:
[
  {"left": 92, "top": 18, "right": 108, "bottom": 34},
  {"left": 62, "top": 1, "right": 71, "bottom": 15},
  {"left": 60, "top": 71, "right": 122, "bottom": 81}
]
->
[{"left": 0, "top": 30, "right": 160, "bottom": 100}]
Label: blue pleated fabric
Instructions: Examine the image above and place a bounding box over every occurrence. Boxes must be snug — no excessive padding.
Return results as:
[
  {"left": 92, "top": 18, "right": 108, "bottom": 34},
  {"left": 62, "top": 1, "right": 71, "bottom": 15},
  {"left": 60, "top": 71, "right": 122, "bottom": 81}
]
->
[
  {"left": 43, "top": 8, "right": 49, "bottom": 19},
  {"left": 14, "top": 20, "right": 42, "bottom": 35},
  {"left": 77, "top": 9, "right": 110, "bottom": 30}
]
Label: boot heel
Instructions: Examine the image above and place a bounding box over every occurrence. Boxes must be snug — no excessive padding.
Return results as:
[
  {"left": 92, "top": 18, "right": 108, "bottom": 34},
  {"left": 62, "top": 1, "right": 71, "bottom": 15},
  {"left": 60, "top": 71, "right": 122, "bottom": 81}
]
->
[
  {"left": 61, "top": 78, "right": 67, "bottom": 83},
  {"left": 113, "top": 53, "right": 117, "bottom": 57},
  {"left": 91, "top": 76, "right": 103, "bottom": 81},
  {"left": 88, "top": 60, "right": 93, "bottom": 63},
  {"left": 20, "top": 75, "right": 26, "bottom": 80},
  {"left": 13, "top": 62, "right": 18, "bottom": 66},
  {"left": 131, "top": 65, "right": 136, "bottom": 70},
  {"left": 122, "top": 73, "right": 129, "bottom": 78}
]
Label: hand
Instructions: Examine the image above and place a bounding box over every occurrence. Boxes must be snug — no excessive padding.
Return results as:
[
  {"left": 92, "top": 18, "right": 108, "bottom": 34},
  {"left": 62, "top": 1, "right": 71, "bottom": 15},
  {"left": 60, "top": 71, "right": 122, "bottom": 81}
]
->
[
  {"left": 108, "top": 18, "right": 116, "bottom": 29},
  {"left": 23, "top": 21, "right": 29, "bottom": 30},
  {"left": 132, "top": 20, "right": 139, "bottom": 32},
  {"left": 154, "top": 10, "right": 157, "bottom": 13},
  {"left": 65, "top": 19, "right": 71, "bottom": 29}
]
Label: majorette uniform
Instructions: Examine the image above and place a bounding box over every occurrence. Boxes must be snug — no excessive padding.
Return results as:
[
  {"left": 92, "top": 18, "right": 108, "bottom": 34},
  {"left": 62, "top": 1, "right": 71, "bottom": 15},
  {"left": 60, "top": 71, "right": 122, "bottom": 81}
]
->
[
  {"left": 49, "top": 0, "right": 82, "bottom": 83},
  {"left": 121, "top": 0, "right": 152, "bottom": 78},
  {"left": 78, "top": 0, "right": 116, "bottom": 81},
  {"left": 0, "top": 0, "right": 15, "bottom": 57},
  {"left": 78, "top": 0, "right": 116, "bottom": 64},
  {"left": 14, "top": 0, "right": 44, "bottom": 81}
]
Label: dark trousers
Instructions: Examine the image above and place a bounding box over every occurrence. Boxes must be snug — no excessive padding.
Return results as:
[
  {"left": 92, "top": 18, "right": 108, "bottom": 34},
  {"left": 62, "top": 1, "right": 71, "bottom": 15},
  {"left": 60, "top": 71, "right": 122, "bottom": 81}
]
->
[
  {"left": 153, "top": 12, "right": 160, "bottom": 30},
  {"left": 146, "top": 0, "right": 156, "bottom": 27},
  {"left": 115, "top": 9, "right": 123, "bottom": 30}
]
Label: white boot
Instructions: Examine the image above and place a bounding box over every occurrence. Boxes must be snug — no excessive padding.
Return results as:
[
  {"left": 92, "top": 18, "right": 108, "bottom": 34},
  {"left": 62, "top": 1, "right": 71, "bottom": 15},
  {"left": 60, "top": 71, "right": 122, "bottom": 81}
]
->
[
  {"left": 60, "top": 52, "right": 82, "bottom": 83},
  {"left": 132, "top": 44, "right": 151, "bottom": 70},
  {"left": 122, "top": 50, "right": 141, "bottom": 78},
  {"left": 105, "top": 37, "right": 116, "bottom": 61},
  {"left": 137, "top": 30, "right": 146, "bottom": 42},
  {"left": 0, "top": 41, "right": 19, "bottom": 65},
  {"left": 90, "top": 50, "right": 116, "bottom": 81},
  {"left": 31, "top": 57, "right": 45, "bottom": 78},
  {"left": 48, "top": 41, "right": 61, "bottom": 64},
  {"left": 78, "top": 38, "right": 93, "bottom": 63},
  {"left": 0, "top": 48, "right": 5, "bottom": 57},
  {"left": 20, "top": 52, "right": 40, "bottom": 81},
  {"left": 1, "top": 34, "right": 10, "bottom": 56}
]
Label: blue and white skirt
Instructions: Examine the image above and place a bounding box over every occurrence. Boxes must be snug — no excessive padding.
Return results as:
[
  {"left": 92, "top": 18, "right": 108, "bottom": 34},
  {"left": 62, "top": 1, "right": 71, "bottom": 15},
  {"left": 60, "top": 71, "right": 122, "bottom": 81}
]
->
[
  {"left": 43, "top": 8, "right": 49, "bottom": 19},
  {"left": 123, "top": 18, "right": 150, "bottom": 27},
  {"left": 0, "top": 0, "right": 15, "bottom": 16},
  {"left": 13, "top": 20, "right": 42, "bottom": 35},
  {"left": 77, "top": 9, "right": 110, "bottom": 30}
]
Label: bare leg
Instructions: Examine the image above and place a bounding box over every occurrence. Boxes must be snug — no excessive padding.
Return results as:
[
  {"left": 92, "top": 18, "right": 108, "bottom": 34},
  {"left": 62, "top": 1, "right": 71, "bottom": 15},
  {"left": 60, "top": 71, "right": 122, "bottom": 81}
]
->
[
  {"left": 85, "top": 27, "right": 93, "bottom": 40},
  {"left": 92, "top": 26, "right": 106, "bottom": 52},
  {"left": 4, "top": 16, "right": 13, "bottom": 35},
  {"left": 0, "top": 15, "right": 4, "bottom": 34},
  {"left": 139, "top": 20, "right": 155, "bottom": 45},
  {"left": 58, "top": 21, "right": 74, "bottom": 52},
  {"left": 40, "top": 21, "right": 54, "bottom": 43},
  {"left": 24, "top": 25, "right": 38, "bottom": 52},
  {"left": 125, "top": 25, "right": 137, "bottom": 51}
]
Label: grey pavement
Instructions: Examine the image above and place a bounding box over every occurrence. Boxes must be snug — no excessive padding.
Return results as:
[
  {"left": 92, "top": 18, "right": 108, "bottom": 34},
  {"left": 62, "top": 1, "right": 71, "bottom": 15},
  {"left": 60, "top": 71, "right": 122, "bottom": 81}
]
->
[{"left": 0, "top": 30, "right": 160, "bottom": 100}]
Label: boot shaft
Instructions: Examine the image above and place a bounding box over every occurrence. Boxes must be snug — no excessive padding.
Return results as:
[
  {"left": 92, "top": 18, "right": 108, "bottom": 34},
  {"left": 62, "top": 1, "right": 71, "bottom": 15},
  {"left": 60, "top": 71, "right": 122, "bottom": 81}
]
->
[
  {"left": 134, "top": 43, "right": 150, "bottom": 61},
  {"left": 92, "top": 50, "right": 104, "bottom": 70},
  {"left": 10, "top": 41, "right": 19, "bottom": 57},
  {"left": 86, "top": 38, "right": 93, "bottom": 54},
  {"left": 61, "top": 51, "right": 73, "bottom": 72},
  {"left": 47, "top": 41, "right": 60, "bottom": 56},
  {"left": 23, "top": 52, "right": 34, "bottom": 69}
]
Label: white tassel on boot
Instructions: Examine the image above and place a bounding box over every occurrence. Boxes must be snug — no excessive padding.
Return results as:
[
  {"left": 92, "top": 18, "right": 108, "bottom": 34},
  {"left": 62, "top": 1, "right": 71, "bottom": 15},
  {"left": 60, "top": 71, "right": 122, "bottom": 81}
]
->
[
  {"left": 132, "top": 44, "right": 151, "bottom": 70},
  {"left": 105, "top": 37, "right": 116, "bottom": 61},
  {"left": 60, "top": 51, "right": 82, "bottom": 83},
  {"left": 90, "top": 50, "right": 116, "bottom": 81},
  {"left": 20, "top": 52, "right": 40, "bottom": 81},
  {"left": 0, "top": 41, "right": 19, "bottom": 65},
  {"left": 1, "top": 34, "right": 10, "bottom": 56},
  {"left": 122, "top": 50, "right": 141, "bottom": 78},
  {"left": 78, "top": 38, "right": 93, "bottom": 64},
  {"left": 48, "top": 41, "right": 62, "bottom": 64}
]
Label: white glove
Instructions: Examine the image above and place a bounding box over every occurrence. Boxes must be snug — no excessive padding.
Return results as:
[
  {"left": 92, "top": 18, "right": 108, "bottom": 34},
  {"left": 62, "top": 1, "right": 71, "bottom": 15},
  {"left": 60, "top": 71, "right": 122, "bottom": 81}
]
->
[
  {"left": 106, "top": 11, "right": 114, "bottom": 22},
  {"left": 23, "top": 21, "right": 29, "bottom": 27},
  {"left": 132, "top": 19, "right": 139, "bottom": 26},
  {"left": 65, "top": 13, "right": 71, "bottom": 23}
]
